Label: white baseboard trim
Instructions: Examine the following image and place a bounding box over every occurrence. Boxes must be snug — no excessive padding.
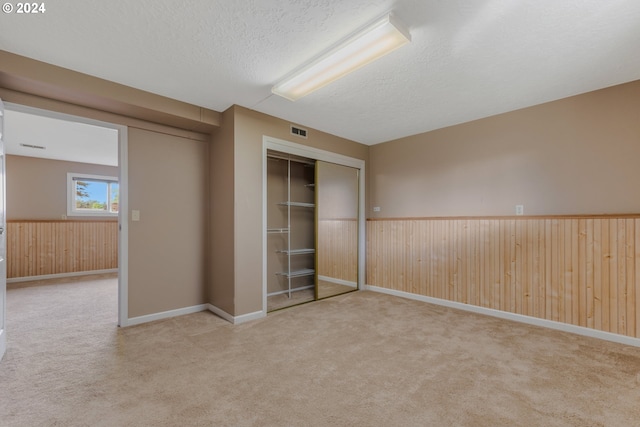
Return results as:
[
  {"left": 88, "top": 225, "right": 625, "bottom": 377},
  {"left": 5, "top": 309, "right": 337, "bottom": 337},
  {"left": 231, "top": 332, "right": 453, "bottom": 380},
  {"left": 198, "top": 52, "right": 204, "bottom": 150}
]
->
[
  {"left": 208, "top": 304, "right": 266, "bottom": 325},
  {"left": 207, "top": 304, "right": 234, "bottom": 323},
  {"left": 125, "top": 304, "right": 208, "bottom": 327},
  {"left": 7, "top": 269, "right": 118, "bottom": 284},
  {"left": 318, "top": 275, "right": 358, "bottom": 288},
  {"left": 365, "top": 285, "right": 640, "bottom": 348},
  {"left": 234, "top": 310, "right": 267, "bottom": 324}
]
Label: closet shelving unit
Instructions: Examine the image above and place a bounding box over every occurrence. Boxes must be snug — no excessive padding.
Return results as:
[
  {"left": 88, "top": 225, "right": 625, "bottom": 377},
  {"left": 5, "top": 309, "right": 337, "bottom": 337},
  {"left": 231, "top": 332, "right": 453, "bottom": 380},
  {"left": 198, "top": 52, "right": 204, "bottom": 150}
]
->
[{"left": 267, "top": 155, "right": 315, "bottom": 300}]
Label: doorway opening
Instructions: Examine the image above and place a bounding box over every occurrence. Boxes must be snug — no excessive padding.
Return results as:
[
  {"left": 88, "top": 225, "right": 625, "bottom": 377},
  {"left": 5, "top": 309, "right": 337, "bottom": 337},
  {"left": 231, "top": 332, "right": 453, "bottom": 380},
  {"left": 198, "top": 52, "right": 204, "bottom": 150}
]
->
[{"left": 3, "top": 103, "right": 128, "bottom": 326}]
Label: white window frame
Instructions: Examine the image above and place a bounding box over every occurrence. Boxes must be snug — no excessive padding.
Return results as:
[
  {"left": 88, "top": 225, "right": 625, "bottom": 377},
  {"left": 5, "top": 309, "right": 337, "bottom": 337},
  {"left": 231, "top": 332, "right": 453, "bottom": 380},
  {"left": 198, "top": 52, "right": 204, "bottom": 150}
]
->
[{"left": 67, "top": 172, "right": 119, "bottom": 217}]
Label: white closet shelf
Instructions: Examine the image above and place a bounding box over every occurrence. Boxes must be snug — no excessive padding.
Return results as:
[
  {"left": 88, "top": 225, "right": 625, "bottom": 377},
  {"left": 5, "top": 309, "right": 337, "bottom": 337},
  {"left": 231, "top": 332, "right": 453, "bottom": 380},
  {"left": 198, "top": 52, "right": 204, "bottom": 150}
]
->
[
  {"left": 278, "top": 201, "right": 315, "bottom": 208},
  {"left": 267, "top": 228, "right": 290, "bottom": 234},
  {"left": 276, "top": 268, "right": 315, "bottom": 278},
  {"left": 276, "top": 248, "right": 315, "bottom": 255}
]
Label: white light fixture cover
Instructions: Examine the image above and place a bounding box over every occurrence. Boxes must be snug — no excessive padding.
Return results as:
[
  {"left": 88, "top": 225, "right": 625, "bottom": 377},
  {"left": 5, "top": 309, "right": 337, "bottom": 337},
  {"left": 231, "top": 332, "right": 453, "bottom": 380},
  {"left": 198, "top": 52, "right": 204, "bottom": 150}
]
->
[{"left": 272, "top": 14, "right": 411, "bottom": 101}]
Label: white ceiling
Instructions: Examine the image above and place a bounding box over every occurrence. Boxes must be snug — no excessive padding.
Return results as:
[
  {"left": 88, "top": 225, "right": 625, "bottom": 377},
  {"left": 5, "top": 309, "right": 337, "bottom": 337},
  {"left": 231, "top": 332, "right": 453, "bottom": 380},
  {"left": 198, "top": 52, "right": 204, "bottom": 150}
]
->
[
  {"left": 1, "top": 0, "right": 639, "bottom": 145},
  {"left": 3, "top": 108, "right": 119, "bottom": 166}
]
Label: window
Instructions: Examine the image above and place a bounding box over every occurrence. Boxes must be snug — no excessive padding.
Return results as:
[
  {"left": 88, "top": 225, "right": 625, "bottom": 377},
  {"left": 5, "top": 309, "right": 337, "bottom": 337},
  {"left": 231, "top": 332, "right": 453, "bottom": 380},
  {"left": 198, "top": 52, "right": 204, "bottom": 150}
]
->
[{"left": 67, "top": 173, "right": 119, "bottom": 217}]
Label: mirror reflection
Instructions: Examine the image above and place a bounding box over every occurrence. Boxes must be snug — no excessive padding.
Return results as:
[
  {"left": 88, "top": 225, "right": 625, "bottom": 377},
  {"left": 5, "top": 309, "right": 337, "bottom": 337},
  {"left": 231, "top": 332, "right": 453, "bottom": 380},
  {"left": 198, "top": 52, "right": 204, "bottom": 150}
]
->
[{"left": 316, "top": 161, "right": 359, "bottom": 299}]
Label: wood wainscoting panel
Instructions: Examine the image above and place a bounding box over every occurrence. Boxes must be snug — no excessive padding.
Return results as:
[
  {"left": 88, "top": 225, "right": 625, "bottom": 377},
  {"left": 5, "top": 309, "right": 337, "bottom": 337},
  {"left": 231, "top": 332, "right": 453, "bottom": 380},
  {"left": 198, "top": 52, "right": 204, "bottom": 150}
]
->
[
  {"left": 7, "top": 220, "right": 118, "bottom": 279},
  {"left": 366, "top": 217, "right": 640, "bottom": 338}
]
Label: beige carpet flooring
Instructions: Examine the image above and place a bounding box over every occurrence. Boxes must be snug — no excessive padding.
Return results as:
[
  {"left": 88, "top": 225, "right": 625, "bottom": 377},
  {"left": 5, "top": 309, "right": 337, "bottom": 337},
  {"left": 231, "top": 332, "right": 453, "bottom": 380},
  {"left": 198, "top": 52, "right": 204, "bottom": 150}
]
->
[
  {"left": 1, "top": 276, "right": 640, "bottom": 426},
  {"left": 317, "top": 280, "right": 357, "bottom": 299}
]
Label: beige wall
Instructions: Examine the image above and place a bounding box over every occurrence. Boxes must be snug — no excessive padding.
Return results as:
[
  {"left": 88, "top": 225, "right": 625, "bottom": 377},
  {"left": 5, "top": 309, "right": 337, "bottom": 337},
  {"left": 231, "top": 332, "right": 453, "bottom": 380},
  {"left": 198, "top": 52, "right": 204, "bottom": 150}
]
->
[
  {"left": 128, "top": 128, "right": 209, "bottom": 317},
  {"left": 231, "top": 106, "right": 368, "bottom": 315},
  {"left": 369, "top": 80, "right": 640, "bottom": 218},
  {"left": 6, "top": 155, "right": 119, "bottom": 220}
]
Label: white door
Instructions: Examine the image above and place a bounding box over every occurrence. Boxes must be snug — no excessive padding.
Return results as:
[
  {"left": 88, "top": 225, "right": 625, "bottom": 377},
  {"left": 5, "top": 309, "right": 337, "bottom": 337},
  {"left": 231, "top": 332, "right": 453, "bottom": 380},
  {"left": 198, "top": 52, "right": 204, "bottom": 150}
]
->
[{"left": 0, "top": 99, "right": 7, "bottom": 361}]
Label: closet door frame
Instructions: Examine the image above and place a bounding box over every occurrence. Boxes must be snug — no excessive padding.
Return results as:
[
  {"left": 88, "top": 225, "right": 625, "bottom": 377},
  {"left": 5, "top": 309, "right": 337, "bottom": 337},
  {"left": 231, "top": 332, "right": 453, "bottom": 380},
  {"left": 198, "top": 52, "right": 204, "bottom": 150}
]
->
[{"left": 262, "top": 136, "right": 365, "bottom": 314}]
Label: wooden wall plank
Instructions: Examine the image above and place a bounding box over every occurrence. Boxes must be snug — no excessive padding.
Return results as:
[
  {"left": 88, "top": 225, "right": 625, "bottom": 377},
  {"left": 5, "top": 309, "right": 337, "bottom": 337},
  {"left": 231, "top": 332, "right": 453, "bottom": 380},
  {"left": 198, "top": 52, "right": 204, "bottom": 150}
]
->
[
  {"left": 636, "top": 219, "right": 640, "bottom": 338},
  {"left": 544, "top": 219, "right": 553, "bottom": 321},
  {"left": 367, "top": 216, "right": 640, "bottom": 338},
  {"left": 507, "top": 219, "right": 515, "bottom": 313},
  {"left": 551, "top": 220, "right": 573, "bottom": 322},
  {"left": 523, "top": 220, "right": 532, "bottom": 316},
  {"left": 626, "top": 219, "right": 635, "bottom": 337},
  {"left": 567, "top": 218, "right": 582, "bottom": 325},
  {"left": 535, "top": 219, "right": 545, "bottom": 319},
  {"left": 499, "top": 220, "right": 506, "bottom": 312},
  {"left": 493, "top": 220, "right": 501, "bottom": 311},
  {"left": 7, "top": 221, "right": 118, "bottom": 279},
  {"left": 593, "top": 219, "right": 602, "bottom": 331},
  {"left": 617, "top": 219, "right": 627, "bottom": 335},
  {"left": 577, "top": 219, "right": 586, "bottom": 327},
  {"left": 469, "top": 220, "right": 477, "bottom": 306},
  {"left": 608, "top": 219, "right": 618, "bottom": 332},
  {"left": 551, "top": 219, "right": 560, "bottom": 322},
  {"left": 459, "top": 220, "right": 467, "bottom": 304},
  {"left": 601, "top": 219, "right": 611, "bottom": 332},
  {"left": 586, "top": 219, "right": 594, "bottom": 329}
]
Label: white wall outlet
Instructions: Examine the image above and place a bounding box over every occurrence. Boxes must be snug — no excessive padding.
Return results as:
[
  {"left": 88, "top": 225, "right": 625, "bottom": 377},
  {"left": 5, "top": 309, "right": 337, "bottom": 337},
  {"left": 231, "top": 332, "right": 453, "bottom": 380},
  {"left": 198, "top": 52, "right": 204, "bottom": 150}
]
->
[
  {"left": 132, "top": 210, "right": 140, "bottom": 221},
  {"left": 373, "top": 206, "right": 381, "bottom": 212},
  {"left": 515, "top": 205, "right": 524, "bottom": 216}
]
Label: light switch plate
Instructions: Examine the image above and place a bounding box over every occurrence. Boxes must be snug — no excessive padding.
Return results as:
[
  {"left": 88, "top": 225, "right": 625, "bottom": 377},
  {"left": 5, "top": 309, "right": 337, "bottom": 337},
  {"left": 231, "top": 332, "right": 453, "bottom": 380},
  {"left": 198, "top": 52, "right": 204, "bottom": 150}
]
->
[{"left": 132, "top": 210, "right": 140, "bottom": 221}]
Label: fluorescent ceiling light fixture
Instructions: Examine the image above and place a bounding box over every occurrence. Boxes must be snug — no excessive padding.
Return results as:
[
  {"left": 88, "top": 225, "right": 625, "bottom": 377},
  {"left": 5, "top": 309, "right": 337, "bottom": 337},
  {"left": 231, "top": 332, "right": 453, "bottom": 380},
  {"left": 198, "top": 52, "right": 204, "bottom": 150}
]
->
[{"left": 272, "top": 14, "right": 411, "bottom": 101}]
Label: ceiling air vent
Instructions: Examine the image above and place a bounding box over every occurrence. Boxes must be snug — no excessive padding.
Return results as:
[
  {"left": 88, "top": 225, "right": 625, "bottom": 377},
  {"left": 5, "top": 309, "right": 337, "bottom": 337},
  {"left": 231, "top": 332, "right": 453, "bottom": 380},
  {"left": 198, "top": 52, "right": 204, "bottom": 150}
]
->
[
  {"left": 20, "top": 143, "right": 46, "bottom": 150},
  {"left": 290, "top": 125, "right": 308, "bottom": 139}
]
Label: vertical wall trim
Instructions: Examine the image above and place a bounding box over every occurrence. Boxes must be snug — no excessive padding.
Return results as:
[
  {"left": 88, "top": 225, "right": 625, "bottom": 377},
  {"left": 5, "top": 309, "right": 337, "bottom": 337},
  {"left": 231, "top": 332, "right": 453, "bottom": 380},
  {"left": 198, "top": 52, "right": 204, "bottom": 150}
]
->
[
  {"left": 358, "top": 164, "right": 366, "bottom": 295},
  {"left": 118, "top": 125, "right": 129, "bottom": 327},
  {"left": 262, "top": 140, "right": 268, "bottom": 316}
]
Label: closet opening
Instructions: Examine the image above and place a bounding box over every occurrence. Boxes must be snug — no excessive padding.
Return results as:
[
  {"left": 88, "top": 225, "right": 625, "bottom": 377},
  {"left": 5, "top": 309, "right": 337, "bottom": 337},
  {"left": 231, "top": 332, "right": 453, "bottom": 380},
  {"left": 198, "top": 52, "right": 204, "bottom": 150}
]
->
[
  {"left": 263, "top": 136, "right": 365, "bottom": 313},
  {"left": 266, "top": 152, "right": 316, "bottom": 311}
]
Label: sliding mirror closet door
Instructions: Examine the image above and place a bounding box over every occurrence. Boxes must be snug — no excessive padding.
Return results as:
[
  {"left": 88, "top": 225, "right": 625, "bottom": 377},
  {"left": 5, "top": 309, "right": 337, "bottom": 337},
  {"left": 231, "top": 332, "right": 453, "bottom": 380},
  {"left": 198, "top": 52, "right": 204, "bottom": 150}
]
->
[{"left": 315, "top": 161, "right": 359, "bottom": 299}]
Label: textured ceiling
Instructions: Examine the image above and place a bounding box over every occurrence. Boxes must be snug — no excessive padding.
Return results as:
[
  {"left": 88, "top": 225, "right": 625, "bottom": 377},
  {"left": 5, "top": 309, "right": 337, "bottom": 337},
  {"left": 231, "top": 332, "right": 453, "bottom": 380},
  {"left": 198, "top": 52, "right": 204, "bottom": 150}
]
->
[
  {"left": 1, "top": 0, "right": 639, "bottom": 145},
  {"left": 4, "top": 108, "right": 119, "bottom": 166}
]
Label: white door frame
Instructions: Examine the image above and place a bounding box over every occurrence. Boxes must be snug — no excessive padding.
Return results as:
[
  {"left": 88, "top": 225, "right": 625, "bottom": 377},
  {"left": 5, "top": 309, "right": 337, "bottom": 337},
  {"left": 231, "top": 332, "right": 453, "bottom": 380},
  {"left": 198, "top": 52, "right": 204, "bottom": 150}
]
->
[
  {"left": 4, "top": 103, "right": 129, "bottom": 327},
  {"left": 0, "top": 99, "right": 7, "bottom": 361},
  {"left": 262, "top": 135, "right": 366, "bottom": 315}
]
